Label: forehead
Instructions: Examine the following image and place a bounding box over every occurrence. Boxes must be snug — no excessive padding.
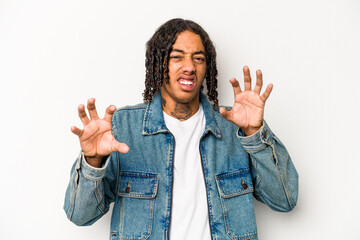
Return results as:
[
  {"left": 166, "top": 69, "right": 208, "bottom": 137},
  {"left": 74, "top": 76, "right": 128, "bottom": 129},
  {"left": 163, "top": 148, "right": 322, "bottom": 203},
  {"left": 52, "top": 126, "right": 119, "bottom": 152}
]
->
[{"left": 172, "top": 30, "right": 205, "bottom": 52}]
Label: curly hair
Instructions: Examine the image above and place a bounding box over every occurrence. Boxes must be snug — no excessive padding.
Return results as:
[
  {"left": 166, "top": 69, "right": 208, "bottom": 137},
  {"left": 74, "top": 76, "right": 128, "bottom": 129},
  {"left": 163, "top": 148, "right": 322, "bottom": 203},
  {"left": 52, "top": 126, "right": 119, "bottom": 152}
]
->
[{"left": 143, "top": 18, "right": 219, "bottom": 108}]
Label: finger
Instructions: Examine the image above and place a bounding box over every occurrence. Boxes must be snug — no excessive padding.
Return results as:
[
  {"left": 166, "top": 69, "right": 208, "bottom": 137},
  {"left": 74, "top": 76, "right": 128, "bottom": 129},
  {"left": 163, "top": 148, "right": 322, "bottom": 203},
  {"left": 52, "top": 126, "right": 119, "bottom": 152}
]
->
[
  {"left": 112, "top": 141, "right": 129, "bottom": 153},
  {"left": 104, "top": 105, "right": 116, "bottom": 122},
  {"left": 78, "top": 104, "right": 89, "bottom": 125},
  {"left": 260, "top": 84, "right": 273, "bottom": 102},
  {"left": 253, "top": 69, "right": 263, "bottom": 94},
  {"left": 219, "top": 107, "right": 232, "bottom": 122},
  {"left": 70, "top": 126, "right": 84, "bottom": 137},
  {"left": 87, "top": 98, "right": 99, "bottom": 120},
  {"left": 229, "top": 78, "right": 242, "bottom": 96},
  {"left": 243, "top": 66, "right": 252, "bottom": 91}
]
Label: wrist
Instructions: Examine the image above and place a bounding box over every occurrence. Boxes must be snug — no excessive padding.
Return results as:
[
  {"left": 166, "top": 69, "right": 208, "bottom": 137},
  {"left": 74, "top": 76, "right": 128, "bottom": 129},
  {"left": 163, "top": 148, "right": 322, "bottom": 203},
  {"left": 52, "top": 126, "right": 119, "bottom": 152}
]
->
[
  {"left": 84, "top": 155, "right": 106, "bottom": 168},
  {"left": 242, "top": 126, "right": 261, "bottom": 136}
]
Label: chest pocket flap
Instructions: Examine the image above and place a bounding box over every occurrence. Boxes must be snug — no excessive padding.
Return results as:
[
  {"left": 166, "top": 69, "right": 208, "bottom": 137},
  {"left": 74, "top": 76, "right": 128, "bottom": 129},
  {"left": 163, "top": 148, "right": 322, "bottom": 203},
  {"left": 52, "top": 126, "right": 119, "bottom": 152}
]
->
[
  {"left": 118, "top": 172, "right": 159, "bottom": 199},
  {"left": 215, "top": 168, "right": 253, "bottom": 198}
]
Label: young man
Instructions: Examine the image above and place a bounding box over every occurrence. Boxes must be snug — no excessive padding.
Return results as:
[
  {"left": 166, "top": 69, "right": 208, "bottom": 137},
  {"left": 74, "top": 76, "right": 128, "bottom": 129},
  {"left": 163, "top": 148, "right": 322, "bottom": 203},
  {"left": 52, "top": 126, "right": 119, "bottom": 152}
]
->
[{"left": 64, "top": 18, "right": 298, "bottom": 240}]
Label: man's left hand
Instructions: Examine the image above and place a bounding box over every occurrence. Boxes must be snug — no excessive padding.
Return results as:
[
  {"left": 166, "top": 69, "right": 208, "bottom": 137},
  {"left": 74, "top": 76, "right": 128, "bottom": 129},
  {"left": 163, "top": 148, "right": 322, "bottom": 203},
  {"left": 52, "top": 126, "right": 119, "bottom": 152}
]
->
[{"left": 220, "top": 66, "right": 273, "bottom": 136}]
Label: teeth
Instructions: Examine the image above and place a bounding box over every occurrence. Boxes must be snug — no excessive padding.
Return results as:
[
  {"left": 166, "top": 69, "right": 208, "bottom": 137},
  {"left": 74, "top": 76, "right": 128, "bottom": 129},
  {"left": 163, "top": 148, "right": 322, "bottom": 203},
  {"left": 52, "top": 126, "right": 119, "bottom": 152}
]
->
[{"left": 179, "top": 80, "right": 194, "bottom": 86}]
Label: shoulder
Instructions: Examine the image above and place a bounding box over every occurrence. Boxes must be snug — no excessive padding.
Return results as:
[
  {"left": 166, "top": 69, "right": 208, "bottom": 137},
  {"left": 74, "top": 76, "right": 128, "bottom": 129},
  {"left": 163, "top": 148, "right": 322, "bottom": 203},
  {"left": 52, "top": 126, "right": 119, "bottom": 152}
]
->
[
  {"left": 112, "top": 102, "right": 148, "bottom": 123},
  {"left": 116, "top": 102, "right": 147, "bottom": 112},
  {"left": 112, "top": 103, "right": 148, "bottom": 135},
  {"left": 113, "top": 103, "right": 147, "bottom": 116}
]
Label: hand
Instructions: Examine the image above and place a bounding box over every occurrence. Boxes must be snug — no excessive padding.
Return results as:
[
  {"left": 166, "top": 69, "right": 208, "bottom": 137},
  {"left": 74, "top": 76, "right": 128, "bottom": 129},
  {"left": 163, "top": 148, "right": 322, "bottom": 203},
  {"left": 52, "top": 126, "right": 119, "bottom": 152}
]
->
[
  {"left": 71, "top": 98, "right": 129, "bottom": 168},
  {"left": 220, "top": 66, "right": 273, "bottom": 136}
]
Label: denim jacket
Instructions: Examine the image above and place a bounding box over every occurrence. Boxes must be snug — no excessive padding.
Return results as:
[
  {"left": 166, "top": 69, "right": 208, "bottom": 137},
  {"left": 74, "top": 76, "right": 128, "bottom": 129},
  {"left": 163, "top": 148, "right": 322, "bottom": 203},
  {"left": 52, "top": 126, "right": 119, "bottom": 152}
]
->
[{"left": 64, "top": 93, "right": 298, "bottom": 240}]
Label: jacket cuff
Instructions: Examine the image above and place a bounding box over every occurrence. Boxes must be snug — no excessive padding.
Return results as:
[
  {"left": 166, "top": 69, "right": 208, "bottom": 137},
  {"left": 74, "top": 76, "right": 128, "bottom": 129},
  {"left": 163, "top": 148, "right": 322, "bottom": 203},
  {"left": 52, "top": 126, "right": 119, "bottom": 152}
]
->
[
  {"left": 78, "top": 151, "right": 111, "bottom": 181},
  {"left": 236, "top": 120, "right": 273, "bottom": 152}
]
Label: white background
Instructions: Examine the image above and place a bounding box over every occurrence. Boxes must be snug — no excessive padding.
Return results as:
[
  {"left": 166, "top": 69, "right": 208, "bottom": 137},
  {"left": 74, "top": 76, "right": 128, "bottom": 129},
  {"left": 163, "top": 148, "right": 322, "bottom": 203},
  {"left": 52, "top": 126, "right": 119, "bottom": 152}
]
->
[{"left": 1, "top": 0, "right": 359, "bottom": 239}]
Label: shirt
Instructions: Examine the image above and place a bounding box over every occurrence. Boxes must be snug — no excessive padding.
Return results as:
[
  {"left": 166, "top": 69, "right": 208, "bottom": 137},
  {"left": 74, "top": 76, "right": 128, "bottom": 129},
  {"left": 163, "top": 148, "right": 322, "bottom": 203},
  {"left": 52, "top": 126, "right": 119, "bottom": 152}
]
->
[{"left": 164, "top": 104, "right": 211, "bottom": 240}]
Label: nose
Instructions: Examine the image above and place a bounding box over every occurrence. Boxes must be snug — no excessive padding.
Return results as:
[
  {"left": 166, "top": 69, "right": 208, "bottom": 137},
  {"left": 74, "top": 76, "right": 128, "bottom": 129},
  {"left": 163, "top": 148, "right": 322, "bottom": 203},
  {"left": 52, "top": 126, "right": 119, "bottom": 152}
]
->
[{"left": 182, "top": 56, "right": 196, "bottom": 74}]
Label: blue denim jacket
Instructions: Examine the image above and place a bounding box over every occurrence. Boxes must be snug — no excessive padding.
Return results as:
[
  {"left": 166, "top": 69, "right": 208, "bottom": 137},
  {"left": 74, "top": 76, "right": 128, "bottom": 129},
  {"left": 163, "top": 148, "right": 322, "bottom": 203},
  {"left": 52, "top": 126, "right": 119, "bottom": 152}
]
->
[{"left": 64, "top": 93, "right": 298, "bottom": 240}]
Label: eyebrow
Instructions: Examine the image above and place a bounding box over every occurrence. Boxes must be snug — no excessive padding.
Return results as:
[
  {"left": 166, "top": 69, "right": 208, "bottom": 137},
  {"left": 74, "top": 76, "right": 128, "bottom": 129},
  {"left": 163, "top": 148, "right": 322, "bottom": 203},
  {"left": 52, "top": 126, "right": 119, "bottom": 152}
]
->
[{"left": 172, "top": 49, "right": 206, "bottom": 55}]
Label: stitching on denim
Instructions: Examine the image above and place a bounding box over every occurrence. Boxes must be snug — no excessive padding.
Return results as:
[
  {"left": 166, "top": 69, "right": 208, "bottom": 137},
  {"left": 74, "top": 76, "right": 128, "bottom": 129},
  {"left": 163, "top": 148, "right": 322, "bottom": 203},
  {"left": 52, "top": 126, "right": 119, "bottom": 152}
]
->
[
  {"left": 205, "top": 125, "right": 221, "bottom": 139},
  {"left": 118, "top": 197, "right": 155, "bottom": 239},
  {"left": 142, "top": 102, "right": 151, "bottom": 135},
  {"left": 199, "top": 141, "right": 216, "bottom": 238},
  {"left": 280, "top": 172, "right": 294, "bottom": 209},
  {"left": 279, "top": 171, "right": 294, "bottom": 209},
  {"left": 82, "top": 169, "right": 104, "bottom": 182},
  {"left": 119, "top": 195, "right": 125, "bottom": 237},
  {"left": 253, "top": 174, "right": 263, "bottom": 197},
  {"left": 120, "top": 173, "right": 158, "bottom": 178},
  {"left": 221, "top": 191, "right": 258, "bottom": 240},
  {"left": 152, "top": 178, "right": 159, "bottom": 197},
  {"left": 216, "top": 169, "right": 250, "bottom": 179},
  {"left": 119, "top": 195, "right": 156, "bottom": 199},
  {"left": 167, "top": 133, "right": 175, "bottom": 236},
  {"left": 118, "top": 174, "right": 159, "bottom": 199},
  {"left": 218, "top": 190, "right": 258, "bottom": 240},
  {"left": 121, "top": 200, "right": 154, "bottom": 240},
  {"left": 215, "top": 170, "right": 254, "bottom": 198},
  {"left": 115, "top": 152, "right": 120, "bottom": 198},
  {"left": 67, "top": 182, "right": 77, "bottom": 220},
  {"left": 249, "top": 154, "right": 257, "bottom": 169},
  {"left": 94, "top": 181, "right": 105, "bottom": 215},
  {"left": 270, "top": 143, "right": 279, "bottom": 166},
  {"left": 219, "top": 193, "right": 234, "bottom": 240},
  {"left": 118, "top": 190, "right": 157, "bottom": 199},
  {"left": 270, "top": 143, "right": 294, "bottom": 210},
  {"left": 143, "top": 198, "right": 155, "bottom": 240},
  {"left": 243, "top": 144, "right": 267, "bottom": 153},
  {"left": 229, "top": 232, "right": 258, "bottom": 240},
  {"left": 221, "top": 188, "right": 254, "bottom": 198}
]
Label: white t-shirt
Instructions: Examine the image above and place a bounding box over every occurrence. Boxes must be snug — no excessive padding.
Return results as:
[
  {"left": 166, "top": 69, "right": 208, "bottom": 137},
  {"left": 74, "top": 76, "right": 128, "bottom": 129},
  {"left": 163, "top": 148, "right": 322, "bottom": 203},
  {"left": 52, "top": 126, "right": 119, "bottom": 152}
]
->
[{"left": 163, "top": 104, "right": 211, "bottom": 240}]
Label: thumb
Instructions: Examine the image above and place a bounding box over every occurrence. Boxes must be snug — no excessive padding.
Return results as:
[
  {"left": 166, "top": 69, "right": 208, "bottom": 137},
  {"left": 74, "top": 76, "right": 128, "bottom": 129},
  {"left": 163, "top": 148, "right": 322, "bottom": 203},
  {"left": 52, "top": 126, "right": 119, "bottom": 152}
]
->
[
  {"left": 219, "top": 107, "right": 232, "bottom": 122},
  {"left": 112, "top": 141, "right": 129, "bottom": 153}
]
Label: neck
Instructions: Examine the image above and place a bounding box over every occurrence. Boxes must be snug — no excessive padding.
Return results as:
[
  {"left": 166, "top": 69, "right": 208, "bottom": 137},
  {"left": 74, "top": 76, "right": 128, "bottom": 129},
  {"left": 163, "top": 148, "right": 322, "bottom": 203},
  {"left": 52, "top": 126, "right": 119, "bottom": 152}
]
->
[{"left": 161, "top": 97, "right": 200, "bottom": 121}]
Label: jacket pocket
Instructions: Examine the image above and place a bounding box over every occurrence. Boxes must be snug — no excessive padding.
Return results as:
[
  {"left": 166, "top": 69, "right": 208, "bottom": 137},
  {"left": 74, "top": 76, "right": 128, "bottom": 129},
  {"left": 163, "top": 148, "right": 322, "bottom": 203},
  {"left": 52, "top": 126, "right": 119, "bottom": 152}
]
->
[
  {"left": 215, "top": 169, "right": 258, "bottom": 240},
  {"left": 117, "top": 171, "right": 158, "bottom": 240}
]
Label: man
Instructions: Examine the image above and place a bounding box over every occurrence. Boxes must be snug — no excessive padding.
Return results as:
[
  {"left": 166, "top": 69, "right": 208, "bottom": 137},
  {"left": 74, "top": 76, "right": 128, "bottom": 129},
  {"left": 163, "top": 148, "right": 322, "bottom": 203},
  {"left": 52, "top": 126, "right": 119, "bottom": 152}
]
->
[{"left": 64, "top": 18, "right": 298, "bottom": 240}]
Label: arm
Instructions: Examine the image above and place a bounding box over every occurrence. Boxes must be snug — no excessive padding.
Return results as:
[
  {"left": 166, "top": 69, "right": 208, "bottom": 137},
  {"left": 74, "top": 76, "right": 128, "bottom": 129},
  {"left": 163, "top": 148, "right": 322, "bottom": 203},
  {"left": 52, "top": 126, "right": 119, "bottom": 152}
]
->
[
  {"left": 64, "top": 152, "right": 118, "bottom": 225},
  {"left": 238, "top": 121, "right": 298, "bottom": 211},
  {"left": 220, "top": 66, "right": 298, "bottom": 211},
  {"left": 64, "top": 99, "right": 128, "bottom": 225}
]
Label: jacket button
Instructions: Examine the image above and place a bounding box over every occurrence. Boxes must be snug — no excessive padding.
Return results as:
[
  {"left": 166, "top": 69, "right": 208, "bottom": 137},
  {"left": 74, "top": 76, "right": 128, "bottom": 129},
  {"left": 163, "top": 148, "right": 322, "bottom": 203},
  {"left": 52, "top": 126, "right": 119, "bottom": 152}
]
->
[
  {"left": 242, "top": 179, "right": 248, "bottom": 189},
  {"left": 125, "top": 181, "right": 131, "bottom": 193}
]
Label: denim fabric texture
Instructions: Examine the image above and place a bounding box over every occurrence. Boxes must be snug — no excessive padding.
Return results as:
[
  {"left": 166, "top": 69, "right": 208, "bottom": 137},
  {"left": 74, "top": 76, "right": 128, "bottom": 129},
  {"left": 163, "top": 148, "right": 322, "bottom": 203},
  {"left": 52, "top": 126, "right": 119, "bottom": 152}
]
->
[{"left": 64, "top": 92, "right": 299, "bottom": 240}]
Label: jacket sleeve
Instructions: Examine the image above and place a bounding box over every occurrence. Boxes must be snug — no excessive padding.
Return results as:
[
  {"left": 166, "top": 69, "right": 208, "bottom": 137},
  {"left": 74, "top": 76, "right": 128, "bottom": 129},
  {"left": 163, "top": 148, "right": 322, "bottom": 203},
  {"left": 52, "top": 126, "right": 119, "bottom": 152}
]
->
[
  {"left": 237, "top": 121, "right": 299, "bottom": 212},
  {"left": 63, "top": 151, "right": 118, "bottom": 226}
]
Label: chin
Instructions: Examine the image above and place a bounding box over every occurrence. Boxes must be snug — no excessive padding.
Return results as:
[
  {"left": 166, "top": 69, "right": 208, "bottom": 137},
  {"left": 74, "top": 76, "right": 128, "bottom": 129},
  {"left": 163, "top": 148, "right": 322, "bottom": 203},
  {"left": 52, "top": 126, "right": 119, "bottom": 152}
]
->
[{"left": 175, "top": 92, "right": 200, "bottom": 104}]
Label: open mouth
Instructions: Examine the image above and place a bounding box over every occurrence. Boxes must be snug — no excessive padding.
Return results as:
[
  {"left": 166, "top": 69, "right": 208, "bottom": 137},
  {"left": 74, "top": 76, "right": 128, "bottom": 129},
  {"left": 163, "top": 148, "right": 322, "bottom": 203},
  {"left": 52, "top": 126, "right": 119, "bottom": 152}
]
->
[
  {"left": 178, "top": 75, "right": 196, "bottom": 87},
  {"left": 178, "top": 79, "right": 195, "bottom": 86}
]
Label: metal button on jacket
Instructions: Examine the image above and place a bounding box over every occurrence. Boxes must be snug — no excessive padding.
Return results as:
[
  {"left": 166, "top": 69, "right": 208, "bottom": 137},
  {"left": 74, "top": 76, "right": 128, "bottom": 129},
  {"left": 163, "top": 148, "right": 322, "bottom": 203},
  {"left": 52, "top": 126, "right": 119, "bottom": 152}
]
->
[
  {"left": 125, "top": 181, "right": 131, "bottom": 193},
  {"left": 242, "top": 179, "right": 248, "bottom": 189}
]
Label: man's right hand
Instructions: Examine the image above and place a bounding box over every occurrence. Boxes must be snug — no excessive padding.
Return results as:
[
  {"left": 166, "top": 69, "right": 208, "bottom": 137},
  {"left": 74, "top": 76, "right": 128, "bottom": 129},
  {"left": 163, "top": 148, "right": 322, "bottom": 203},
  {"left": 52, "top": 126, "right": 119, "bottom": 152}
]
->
[{"left": 71, "top": 98, "right": 129, "bottom": 168}]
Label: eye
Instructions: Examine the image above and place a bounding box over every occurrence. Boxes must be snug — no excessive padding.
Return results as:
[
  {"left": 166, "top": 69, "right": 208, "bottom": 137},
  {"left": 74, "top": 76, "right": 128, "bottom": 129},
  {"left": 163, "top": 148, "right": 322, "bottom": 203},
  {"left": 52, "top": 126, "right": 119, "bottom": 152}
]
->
[
  {"left": 169, "top": 55, "right": 182, "bottom": 61},
  {"left": 194, "top": 57, "right": 205, "bottom": 63}
]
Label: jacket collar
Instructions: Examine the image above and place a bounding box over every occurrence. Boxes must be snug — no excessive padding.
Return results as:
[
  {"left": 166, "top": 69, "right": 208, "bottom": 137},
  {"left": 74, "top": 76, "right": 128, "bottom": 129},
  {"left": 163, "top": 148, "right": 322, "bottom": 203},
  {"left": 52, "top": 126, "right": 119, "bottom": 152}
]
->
[{"left": 142, "top": 92, "right": 221, "bottom": 139}]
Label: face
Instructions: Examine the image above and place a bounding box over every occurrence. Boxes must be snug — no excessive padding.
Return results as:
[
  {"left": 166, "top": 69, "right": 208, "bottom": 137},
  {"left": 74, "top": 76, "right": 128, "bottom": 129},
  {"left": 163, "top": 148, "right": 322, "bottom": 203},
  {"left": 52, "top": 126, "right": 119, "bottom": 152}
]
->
[{"left": 161, "top": 30, "right": 206, "bottom": 107}]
